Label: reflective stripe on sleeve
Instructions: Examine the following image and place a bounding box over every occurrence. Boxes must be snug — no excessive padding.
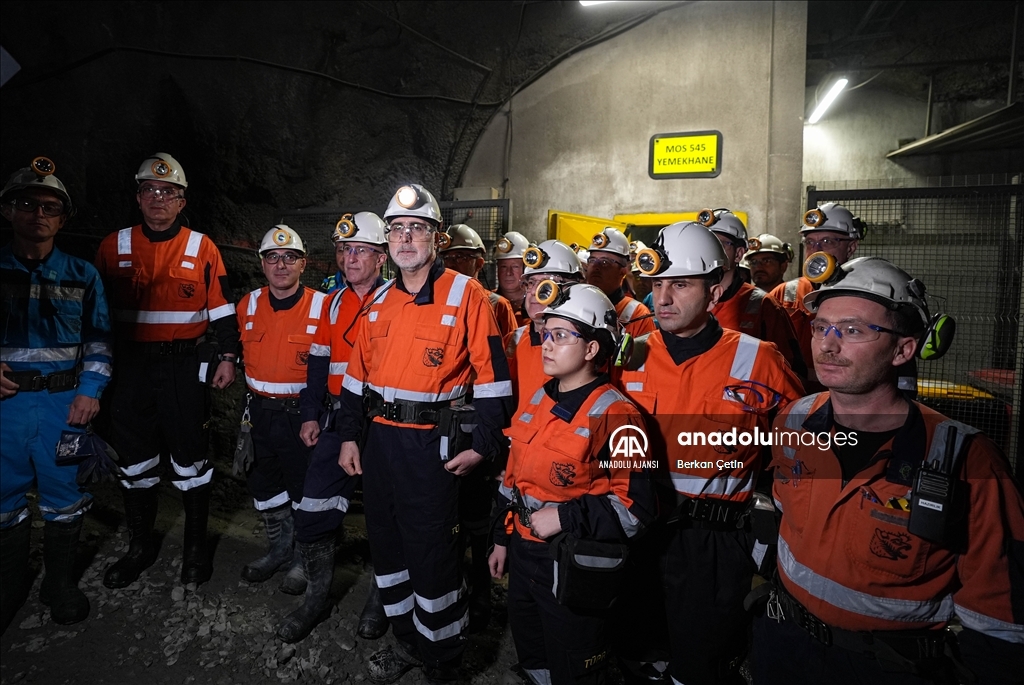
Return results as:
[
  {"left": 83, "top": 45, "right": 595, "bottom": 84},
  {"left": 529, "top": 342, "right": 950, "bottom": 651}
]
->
[
  {"left": 669, "top": 471, "right": 754, "bottom": 498},
  {"left": 329, "top": 362, "right": 348, "bottom": 375},
  {"left": 114, "top": 309, "right": 209, "bottom": 325},
  {"left": 473, "top": 380, "right": 513, "bottom": 398},
  {"left": 209, "top": 303, "right": 236, "bottom": 321},
  {"left": 309, "top": 343, "right": 331, "bottom": 357},
  {"left": 341, "top": 374, "right": 364, "bottom": 395},
  {"left": 1, "top": 346, "right": 79, "bottom": 362}
]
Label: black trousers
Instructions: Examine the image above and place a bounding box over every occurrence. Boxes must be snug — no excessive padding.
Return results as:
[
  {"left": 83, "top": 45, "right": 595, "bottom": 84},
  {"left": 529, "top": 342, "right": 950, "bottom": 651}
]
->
[
  {"left": 507, "top": 533, "right": 609, "bottom": 685},
  {"left": 362, "top": 422, "right": 467, "bottom": 668},
  {"left": 246, "top": 402, "right": 311, "bottom": 510},
  {"left": 662, "top": 525, "right": 755, "bottom": 685},
  {"left": 108, "top": 342, "right": 210, "bottom": 491},
  {"left": 293, "top": 427, "right": 357, "bottom": 544}
]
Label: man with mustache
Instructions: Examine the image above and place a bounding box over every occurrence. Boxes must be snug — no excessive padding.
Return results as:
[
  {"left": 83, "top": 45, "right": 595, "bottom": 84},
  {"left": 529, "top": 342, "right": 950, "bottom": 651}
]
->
[
  {"left": 336, "top": 185, "right": 513, "bottom": 684},
  {"left": 744, "top": 233, "right": 792, "bottom": 292},
  {"left": 755, "top": 257, "right": 1024, "bottom": 684}
]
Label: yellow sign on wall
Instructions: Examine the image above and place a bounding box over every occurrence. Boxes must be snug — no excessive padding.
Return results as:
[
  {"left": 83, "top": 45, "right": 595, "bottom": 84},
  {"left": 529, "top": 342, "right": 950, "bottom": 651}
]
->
[{"left": 649, "top": 130, "right": 722, "bottom": 179}]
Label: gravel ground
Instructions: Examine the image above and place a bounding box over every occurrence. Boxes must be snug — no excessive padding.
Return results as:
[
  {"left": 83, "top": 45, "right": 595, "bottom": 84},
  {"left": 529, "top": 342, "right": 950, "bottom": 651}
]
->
[{"left": 0, "top": 468, "right": 518, "bottom": 685}]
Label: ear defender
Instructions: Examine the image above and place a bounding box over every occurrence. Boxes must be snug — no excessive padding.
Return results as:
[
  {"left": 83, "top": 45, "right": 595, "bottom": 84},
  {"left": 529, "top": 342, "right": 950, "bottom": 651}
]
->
[
  {"left": 918, "top": 313, "right": 956, "bottom": 361},
  {"left": 803, "top": 252, "right": 837, "bottom": 284}
]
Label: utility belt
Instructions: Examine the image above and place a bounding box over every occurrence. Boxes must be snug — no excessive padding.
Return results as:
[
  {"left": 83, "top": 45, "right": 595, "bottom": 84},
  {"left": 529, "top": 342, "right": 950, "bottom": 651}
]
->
[
  {"left": 127, "top": 337, "right": 200, "bottom": 356},
  {"left": 363, "top": 388, "right": 459, "bottom": 426},
  {"left": 250, "top": 393, "right": 301, "bottom": 415},
  {"left": 1, "top": 368, "right": 78, "bottom": 393},
  {"left": 770, "top": 583, "right": 961, "bottom": 675},
  {"left": 669, "top": 496, "right": 749, "bottom": 531}
]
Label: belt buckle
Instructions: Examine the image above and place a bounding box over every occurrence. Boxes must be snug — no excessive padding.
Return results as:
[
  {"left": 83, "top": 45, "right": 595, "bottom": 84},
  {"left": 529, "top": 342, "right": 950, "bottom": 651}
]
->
[
  {"left": 802, "top": 613, "right": 832, "bottom": 646},
  {"left": 30, "top": 375, "right": 48, "bottom": 391},
  {"left": 381, "top": 403, "right": 397, "bottom": 422}
]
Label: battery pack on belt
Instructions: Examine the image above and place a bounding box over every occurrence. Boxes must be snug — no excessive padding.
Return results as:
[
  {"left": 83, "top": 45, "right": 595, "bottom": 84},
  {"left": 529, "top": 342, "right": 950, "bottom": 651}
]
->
[
  {"left": 774, "top": 585, "right": 947, "bottom": 663},
  {"left": 672, "top": 496, "right": 749, "bottom": 530},
  {"left": 2, "top": 368, "right": 79, "bottom": 393},
  {"left": 252, "top": 395, "right": 301, "bottom": 414}
]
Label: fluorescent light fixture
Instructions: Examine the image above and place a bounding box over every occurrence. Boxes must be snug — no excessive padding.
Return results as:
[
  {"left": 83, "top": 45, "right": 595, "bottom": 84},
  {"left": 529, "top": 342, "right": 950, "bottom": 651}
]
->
[
  {"left": 807, "top": 78, "right": 848, "bottom": 124},
  {"left": 580, "top": 1, "right": 618, "bottom": 6}
]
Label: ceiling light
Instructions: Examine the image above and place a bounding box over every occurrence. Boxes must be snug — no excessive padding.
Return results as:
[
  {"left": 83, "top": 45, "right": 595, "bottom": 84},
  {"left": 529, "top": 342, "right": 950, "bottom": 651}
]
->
[{"left": 808, "top": 78, "right": 848, "bottom": 124}]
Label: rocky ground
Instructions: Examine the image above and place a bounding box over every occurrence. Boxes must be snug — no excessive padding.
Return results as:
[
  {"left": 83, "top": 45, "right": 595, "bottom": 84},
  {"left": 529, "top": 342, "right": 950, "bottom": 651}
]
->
[{"left": 0, "top": 466, "right": 519, "bottom": 685}]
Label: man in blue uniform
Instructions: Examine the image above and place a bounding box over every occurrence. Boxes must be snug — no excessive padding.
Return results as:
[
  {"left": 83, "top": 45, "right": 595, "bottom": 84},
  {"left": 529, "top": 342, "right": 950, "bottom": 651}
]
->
[{"left": 0, "top": 158, "right": 113, "bottom": 631}]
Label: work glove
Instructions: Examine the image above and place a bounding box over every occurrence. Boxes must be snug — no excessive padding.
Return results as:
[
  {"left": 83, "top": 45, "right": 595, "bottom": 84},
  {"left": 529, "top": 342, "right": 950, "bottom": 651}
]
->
[{"left": 55, "top": 428, "right": 121, "bottom": 485}]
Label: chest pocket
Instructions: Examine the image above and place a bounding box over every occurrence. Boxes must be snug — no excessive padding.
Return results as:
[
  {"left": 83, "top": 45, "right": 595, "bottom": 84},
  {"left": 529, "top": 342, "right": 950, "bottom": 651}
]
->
[
  {"left": 286, "top": 334, "right": 313, "bottom": 371},
  {"left": 51, "top": 294, "right": 84, "bottom": 344},
  {"left": 169, "top": 266, "right": 202, "bottom": 302},
  {"left": 113, "top": 266, "right": 144, "bottom": 303},
  {"left": 845, "top": 499, "right": 930, "bottom": 581},
  {"left": 413, "top": 322, "right": 460, "bottom": 376},
  {"left": 240, "top": 329, "right": 265, "bottom": 371}
]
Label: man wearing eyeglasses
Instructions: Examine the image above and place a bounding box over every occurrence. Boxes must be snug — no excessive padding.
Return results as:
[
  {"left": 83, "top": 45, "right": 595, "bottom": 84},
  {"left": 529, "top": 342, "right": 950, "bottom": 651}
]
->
[
  {"left": 439, "top": 224, "right": 517, "bottom": 348},
  {"left": 336, "top": 185, "right": 513, "bottom": 684},
  {"left": 769, "top": 203, "right": 863, "bottom": 391},
  {"left": 493, "top": 231, "right": 530, "bottom": 328},
  {"left": 619, "top": 221, "right": 803, "bottom": 685},
  {"left": 744, "top": 233, "right": 792, "bottom": 292},
  {"left": 286, "top": 212, "right": 389, "bottom": 644},
  {"left": 95, "top": 153, "right": 239, "bottom": 590},
  {"left": 754, "top": 257, "right": 1024, "bottom": 685},
  {"left": 0, "top": 159, "right": 112, "bottom": 630},
  {"left": 585, "top": 228, "right": 656, "bottom": 340}
]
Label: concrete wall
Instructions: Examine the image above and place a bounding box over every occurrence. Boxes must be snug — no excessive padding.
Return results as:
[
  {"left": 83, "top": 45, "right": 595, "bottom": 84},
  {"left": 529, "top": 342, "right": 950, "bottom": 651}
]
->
[{"left": 460, "top": 1, "right": 808, "bottom": 243}]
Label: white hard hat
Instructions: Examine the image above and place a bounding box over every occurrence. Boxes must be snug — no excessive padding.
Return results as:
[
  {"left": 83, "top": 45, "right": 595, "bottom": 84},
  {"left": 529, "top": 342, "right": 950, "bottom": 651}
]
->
[
  {"left": 801, "top": 202, "right": 865, "bottom": 239},
  {"left": 333, "top": 211, "right": 387, "bottom": 245},
  {"left": 383, "top": 184, "right": 442, "bottom": 225},
  {"left": 259, "top": 225, "right": 305, "bottom": 255},
  {"left": 635, "top": 222, "right": 727, "bottom": 278},
  {"left": 494, "top": 231, "right": 530, "bottom": 260},
  {"left": 1, "top": 156, "right": 74, "bottom": 216},
  {"left": 698, "top": 208, "right": 747, "bottom": 243},
  {"left": 441, "top": 224, "right": 485, "bottom": 253},
  {"left": 537, "top": 282, "right": 620, "bottom": 342},
  {"left": 629, "top": 240, "right": 648, "bottom": 273},
  {"left": 588, "top": 227, "right": 630, "bottom": 258},
  {"left": 803, "top": 256, "right": 928, "bottom": 326},
  {"left": 136, "top": 152, "right": 187, "bottom": 189},
  {"left": 523, "top": 240, "right": 582, "bottom": 277},
  {"left": 747, "top": 233, "right": 793, "bottom": 261}
]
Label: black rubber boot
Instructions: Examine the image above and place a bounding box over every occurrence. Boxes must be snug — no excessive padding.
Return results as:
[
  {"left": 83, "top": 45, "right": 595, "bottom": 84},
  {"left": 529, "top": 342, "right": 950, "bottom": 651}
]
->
[
  {"left": 39, "top": 518, "right": 90, "bottom": 625},
  {"left": 275, "top": 538, "right": 335, "bottom": 643},
  {"left": 356, "top": 574, "right": 390, "bottom": 640},
  {"left": 241, "top": 505, "right": 294, "bottom": 583},
  {"left": 279, "top": 548, "right": 307, "bottom": 596},
  {"left": 1, "top": 517, "right": 32, "bottom": 634},
  {"left": 181, "top": 484, "right": 213, "bottom": 585},
  {"left": 468, "top": 532, "right": 492, "bottom": 633},
  {"left": 103, "top": 487, "right": 158, "bottom": 589}
]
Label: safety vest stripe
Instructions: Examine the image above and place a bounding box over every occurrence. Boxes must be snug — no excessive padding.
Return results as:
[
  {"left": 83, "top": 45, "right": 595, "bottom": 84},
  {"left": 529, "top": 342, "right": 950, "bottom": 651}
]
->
[
  {"left": 446, "top": 274, "right": 470, "bottom": 308},
  {"left": 245, "top": 374, "right": 305, "bottom": 395},
  {"left": 114, "top": 309, "right": 209, "bottom": 324},
  {"left": 413, "top": 610, "right": 468, "bottom": 643},
  {"left": 414, "top": 583, "right": 465, "bottom": 613},
  {"left": 306, "top": 324, "right": 317, "bottom": 334},
  {"left": 784, "top": 280, "right": 798, "bottom": 303},
  {"left": 669, "top": 471, "right": 754, "bottom": 498},
  {"left": 620, "top": 299, "right": 640, "bottom": 322},
  {"left": 368, "top": 311, "right": 379, "bottom": 322},
  {"left": 441, "top": 314, "right": 457, "bottom": 327},
  {"left": 474, "top": 380, "right": 513, "bottom": 398},
  {"left": 117, "top": 227, "right": 132, "bottom": 255},
  {"left": 530, "top": 388, "right": 546, "bottom": 405},
  {"left": 13, "top": 284, "right": 86, "bottom": 301},
  {"left": 781, "top": 394, "right": 821, "bottom": 460},
  {"left": 83, "top": 361, "right": 112, "bottom": 376},
  {"left": 341, "top": 374, "right": 363, "bottom": 396},
  {"left": 254, "top": 491, "right": 291, "bottom": 511},
  {"left": 83, "top": 342, "right": 113, "bottom": 357},
  {"left": 1, "top": 346, "right": 79, "bottom": 362},
  {"left": 607, "top": 493, "right": 641, "bottom": 537},
  {"left": 329, "top": 289, "right": 344, "bottom": 325},
  {"left": 574, "top": 426, "right": 590, "bottom": 438},
  {"left": 329, "top": 362, "right": 348, "bottom": 375},
  {"left": 367, "top": 382, "right": 466, "bottom": 404},
  {"left": 729, "top": 333, "right": 760, "bottom": 380},
  {"left": 376, "top": 569, "right": 411, "bottom": 588},
  {"left": 498, "top": 482, "right": 514, "bottom": 501},
  {"left": 309, "top": 343, "right": 330, "bottom": 357},
  {"left": 588, "top": 388, "right": 627, "bottom": 417},
  {"left": 779, "top": 536, "right": 955, "bottom": 623},
  {"left": 294, "top": 496, "right": 350, "bottom": 513},
  {"left": 626, "top": 382, "right": 643, "bottom": 392},
  {"left": 954, "top": 604, "right": 1024, "bottom": 644},
  {"left": 183, "top": 229, "right": 203, "bottom": 258},
  {"left": 179, "top": 261, "right": 195, "bottom": 270},
  {"left": 511, "top": 326, "right": 527, "bottom": 345},
  {"left": 308, "top": 291, "right": 327, "bottom": 320},
  {"left": 209, "top": 303, "right": 236, "bottom": 321},
  {"left": 745, "top": 288, "right": 765, "bottom": 314},
  {"left": 247, "top": 289, "right": 261, "bottom": 316},
  {"left": 372, "top": 280, "right": 394, "bottom": 306},
  {"left": 383, "top": 595, "right": 415, "bottom": 617}
]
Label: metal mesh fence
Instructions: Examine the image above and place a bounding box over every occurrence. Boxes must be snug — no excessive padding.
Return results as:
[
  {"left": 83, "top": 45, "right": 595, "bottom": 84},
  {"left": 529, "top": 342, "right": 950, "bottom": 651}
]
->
[
  {"left": 275, "top": 200, "right": 511, "bottom": 290},
  {"left": 805, "top": 179, "right": 1023, "bottom": 466}
]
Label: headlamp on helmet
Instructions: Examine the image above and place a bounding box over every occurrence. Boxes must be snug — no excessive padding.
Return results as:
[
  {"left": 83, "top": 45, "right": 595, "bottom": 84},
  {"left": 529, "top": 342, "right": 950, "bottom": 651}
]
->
[
  {"left": 801, "top": 202, "right": 865, "bottom": 239},
  {"left": 32, "top": 157, "right": 56, "bottom": 177},
  {"left": 395, "top": 186, "right": 420, "bottom": 209},
  {"left": 635, "top": 245, "right": 667, "bottom": 276},
  {"left": 803, "top": 251, "right": 837, "bottom": 284},
  {"left": 523, "top": 246, "right": 547, "bottom": 269},
  {"left": 135, "top": 153, "right": 187, "bottom": 189},
  {"left": 334, "top": 214, "right": 357, "bottom": 241}
]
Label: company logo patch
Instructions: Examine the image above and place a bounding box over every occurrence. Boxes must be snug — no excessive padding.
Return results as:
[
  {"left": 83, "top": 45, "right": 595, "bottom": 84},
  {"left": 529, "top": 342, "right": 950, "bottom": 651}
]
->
[
  {"left": 869, "top": 528, "right": 912, "bottom": 561},
  {"left": 295, "top": 351, "right": 308, "bottom": 366},
  {"left": 178, "top": 282, "right": 195, "bottom": 298},
  {"left": 549, "top": 462, "right": 576, "bottom": 487},
  {"left": 423, "top": 347, "right": 444, "bottom": 367}
]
